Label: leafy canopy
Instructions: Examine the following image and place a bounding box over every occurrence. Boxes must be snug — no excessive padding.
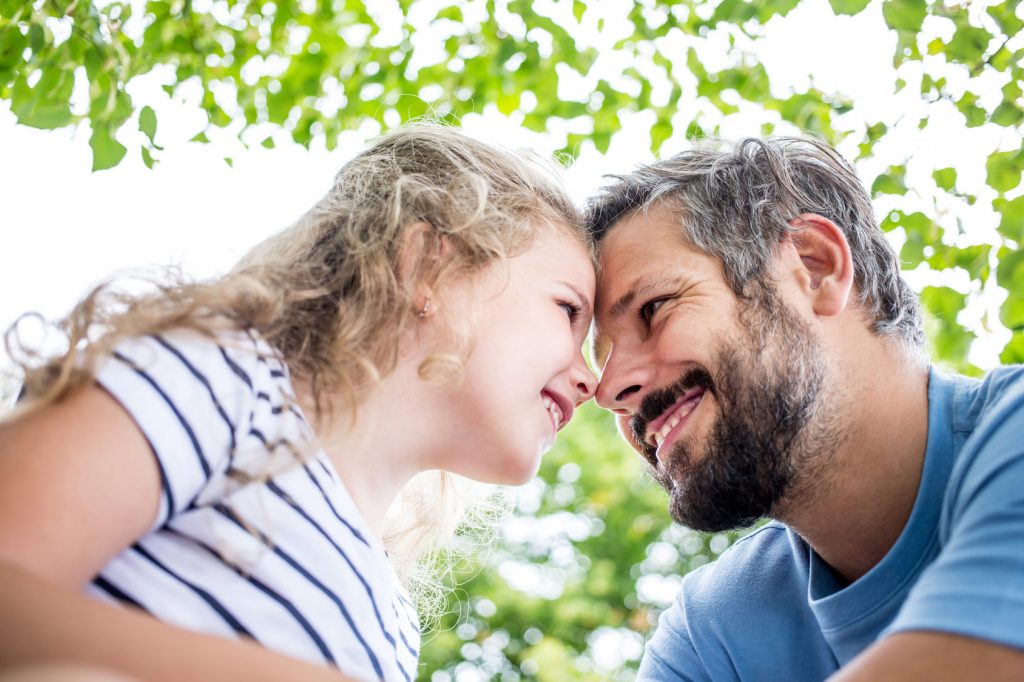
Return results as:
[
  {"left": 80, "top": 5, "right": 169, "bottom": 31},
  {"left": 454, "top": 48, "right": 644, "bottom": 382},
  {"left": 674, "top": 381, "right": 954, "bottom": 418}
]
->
[{"left": 3, "top": 0, "right": 1023, "bottom": 678}]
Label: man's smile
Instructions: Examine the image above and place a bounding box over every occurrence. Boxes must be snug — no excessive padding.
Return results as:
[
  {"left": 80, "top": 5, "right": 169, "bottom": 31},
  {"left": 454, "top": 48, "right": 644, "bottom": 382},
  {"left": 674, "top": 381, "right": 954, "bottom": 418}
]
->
[{"left": 649, "top": 388, "right": 706, "bottom": 458}]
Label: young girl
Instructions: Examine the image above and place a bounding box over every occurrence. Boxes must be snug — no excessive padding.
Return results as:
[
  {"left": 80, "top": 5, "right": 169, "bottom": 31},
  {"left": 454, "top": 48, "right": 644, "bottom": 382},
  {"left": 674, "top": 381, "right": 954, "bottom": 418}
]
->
[{"left": 0, "top": 125, "right": 597, "bottom": 682}]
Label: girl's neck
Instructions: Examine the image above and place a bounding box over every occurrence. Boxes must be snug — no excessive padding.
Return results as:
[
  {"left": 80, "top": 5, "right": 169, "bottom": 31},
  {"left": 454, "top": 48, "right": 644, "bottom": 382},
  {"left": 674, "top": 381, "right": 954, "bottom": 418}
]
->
[{"left": 292, "top": 374, "right": 423, "bottom": 539}]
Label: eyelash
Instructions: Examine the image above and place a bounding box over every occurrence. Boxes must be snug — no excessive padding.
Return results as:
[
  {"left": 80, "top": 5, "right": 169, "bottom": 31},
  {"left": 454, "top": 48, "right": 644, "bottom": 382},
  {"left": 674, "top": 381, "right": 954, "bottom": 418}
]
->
[
  {"left": 640, "top": 298, "right": 667, "bottom": 324},
  {"left": 559, "top": 300, "right": 583, "bottom": 323}
]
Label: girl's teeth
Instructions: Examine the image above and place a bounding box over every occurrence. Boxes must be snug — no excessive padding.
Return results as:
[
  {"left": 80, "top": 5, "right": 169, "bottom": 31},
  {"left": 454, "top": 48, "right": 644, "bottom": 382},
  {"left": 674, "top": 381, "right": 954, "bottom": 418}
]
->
[{"left": 543, "top": 396, "right": 563, "bottom": 428}]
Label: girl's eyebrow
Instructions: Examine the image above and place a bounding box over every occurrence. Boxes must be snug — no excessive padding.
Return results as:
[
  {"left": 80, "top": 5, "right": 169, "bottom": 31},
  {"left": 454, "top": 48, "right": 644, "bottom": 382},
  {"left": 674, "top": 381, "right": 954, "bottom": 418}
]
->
[{"left": 558, "top": 280, "right": 593, "bottom": 318}]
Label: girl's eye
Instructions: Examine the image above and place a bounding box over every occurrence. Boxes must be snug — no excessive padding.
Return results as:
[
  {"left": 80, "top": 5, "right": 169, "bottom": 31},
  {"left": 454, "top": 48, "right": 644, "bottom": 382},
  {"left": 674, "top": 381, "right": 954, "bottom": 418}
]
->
[
  {"left": 640, "top": 298, "right": 667, "bottom": 324},
  {"left": 559, "top": 301, "right": 583, "bottom": 323}
]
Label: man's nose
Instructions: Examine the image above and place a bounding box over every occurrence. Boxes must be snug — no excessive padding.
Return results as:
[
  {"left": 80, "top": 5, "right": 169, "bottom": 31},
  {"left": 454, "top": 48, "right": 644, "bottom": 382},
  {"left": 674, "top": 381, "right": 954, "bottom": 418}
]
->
[{"left": 595, "top": 348, "right": 648, "bottom": 414}]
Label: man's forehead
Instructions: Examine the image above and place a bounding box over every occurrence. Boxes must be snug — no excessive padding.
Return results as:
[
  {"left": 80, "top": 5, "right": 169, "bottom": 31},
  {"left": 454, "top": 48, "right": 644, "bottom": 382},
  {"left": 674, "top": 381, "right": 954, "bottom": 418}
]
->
[{"left": 590, "top": 203, "right": 695, "bottom": 366}]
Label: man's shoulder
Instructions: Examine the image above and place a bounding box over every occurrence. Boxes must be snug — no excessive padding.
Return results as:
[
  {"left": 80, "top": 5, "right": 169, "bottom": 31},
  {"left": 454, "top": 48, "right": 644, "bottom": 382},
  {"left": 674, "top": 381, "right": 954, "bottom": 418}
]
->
[
  {"left": 950, "top": 364, "right": 1024, "bottom": 433},
  {"left": 642, "top": 522, "right": 826, "bottom": 681},
  {"left": 944, "top": 364, "right": 1024, "bottom": 496},
  {"left": 679, "top": 521, "right": 805, "bottom": 614},
  {"left": 976, "top": 364, "right": 1024, "bottom": 413}
]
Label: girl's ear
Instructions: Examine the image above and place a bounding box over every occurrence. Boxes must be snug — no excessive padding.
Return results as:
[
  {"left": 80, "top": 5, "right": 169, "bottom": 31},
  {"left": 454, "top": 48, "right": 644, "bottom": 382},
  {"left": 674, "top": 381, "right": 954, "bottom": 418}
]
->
[
  {"left": 782, "top": 213, "right": 854, "bottom": 318},
  {"left": 398, "top": 222, "right": 449, "bottom": 317}
]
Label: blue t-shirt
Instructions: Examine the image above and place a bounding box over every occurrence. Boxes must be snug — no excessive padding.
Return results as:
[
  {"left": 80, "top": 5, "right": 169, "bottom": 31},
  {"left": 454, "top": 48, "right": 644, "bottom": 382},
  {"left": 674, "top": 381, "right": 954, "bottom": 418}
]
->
[{"left": 639, "top": 366, "right": 1024, "bottom": 681}]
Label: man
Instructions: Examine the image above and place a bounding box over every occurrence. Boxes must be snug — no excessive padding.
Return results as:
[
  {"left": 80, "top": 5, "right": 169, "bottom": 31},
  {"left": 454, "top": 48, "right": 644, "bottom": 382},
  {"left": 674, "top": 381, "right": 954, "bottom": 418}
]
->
[{"left": 586, "top": 137, "right": 1024, "bottom": 680}]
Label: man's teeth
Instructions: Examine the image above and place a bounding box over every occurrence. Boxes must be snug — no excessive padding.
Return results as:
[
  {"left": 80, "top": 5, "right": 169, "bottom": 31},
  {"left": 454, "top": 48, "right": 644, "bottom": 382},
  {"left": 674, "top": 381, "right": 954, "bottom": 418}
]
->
[
  {"left": 652, "top": 395, "right": 701, "bottom": 448},
  {"left": 543, "top": 395, "right": 563, "bottom": 428}
]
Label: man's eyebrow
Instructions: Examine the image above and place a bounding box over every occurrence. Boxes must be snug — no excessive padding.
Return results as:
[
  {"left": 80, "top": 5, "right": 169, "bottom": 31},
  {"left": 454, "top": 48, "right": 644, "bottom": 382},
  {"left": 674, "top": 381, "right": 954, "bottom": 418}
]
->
[
  {"left": 608, "top": 289, "right": 637, "bottom": 319},
  {"left": 606, "top": 276, "right": 688, "bottom": 320}
]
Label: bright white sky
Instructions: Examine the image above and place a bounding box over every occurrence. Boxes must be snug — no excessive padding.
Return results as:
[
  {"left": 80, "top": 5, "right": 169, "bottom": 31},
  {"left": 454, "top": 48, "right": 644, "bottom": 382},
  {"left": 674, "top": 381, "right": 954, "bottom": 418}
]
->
[{"left": 1, "top": 0, "right": 1016, "bottom": 377}]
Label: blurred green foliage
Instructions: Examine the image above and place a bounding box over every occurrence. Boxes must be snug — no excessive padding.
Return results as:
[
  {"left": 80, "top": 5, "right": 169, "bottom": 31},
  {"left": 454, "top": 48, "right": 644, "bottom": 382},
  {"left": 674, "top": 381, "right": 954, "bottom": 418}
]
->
[
  {"left": 3, "top": 0, "right": 1021, "bottom": 367},
  {"left": 3, "top": 0, "right": 1023, "bottom": 679},
  {"left": 421, "top": 403, "right": 752, "bottom": 680}
]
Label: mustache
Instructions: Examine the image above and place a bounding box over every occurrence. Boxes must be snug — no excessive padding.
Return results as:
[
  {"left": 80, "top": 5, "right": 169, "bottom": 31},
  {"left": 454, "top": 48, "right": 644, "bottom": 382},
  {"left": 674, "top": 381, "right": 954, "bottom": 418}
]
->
[{"left": 630, "top": 367, "right": 714, "bottom": 457}]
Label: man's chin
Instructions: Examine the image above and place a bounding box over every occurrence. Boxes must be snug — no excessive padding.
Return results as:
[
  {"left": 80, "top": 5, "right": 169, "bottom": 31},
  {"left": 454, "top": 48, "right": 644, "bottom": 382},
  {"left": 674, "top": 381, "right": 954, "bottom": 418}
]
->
[
  {"left": 661, "top": 459, "right": 773, "bottom": 533},
  {"left": 667, "top": 490, "right": 765, "bottom": 533}
]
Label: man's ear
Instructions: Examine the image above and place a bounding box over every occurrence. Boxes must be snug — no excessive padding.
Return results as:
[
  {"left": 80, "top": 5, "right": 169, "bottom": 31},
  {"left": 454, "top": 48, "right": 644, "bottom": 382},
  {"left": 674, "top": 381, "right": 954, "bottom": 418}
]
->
[{"left": 782, "top": 213, "right": 854, "bottom": 318}]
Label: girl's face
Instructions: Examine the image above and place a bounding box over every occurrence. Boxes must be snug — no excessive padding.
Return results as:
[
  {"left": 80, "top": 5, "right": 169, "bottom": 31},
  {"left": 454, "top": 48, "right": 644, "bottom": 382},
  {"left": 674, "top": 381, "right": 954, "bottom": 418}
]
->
[{"left": 427, "top": 226, "right": 597, "bottom": 484}]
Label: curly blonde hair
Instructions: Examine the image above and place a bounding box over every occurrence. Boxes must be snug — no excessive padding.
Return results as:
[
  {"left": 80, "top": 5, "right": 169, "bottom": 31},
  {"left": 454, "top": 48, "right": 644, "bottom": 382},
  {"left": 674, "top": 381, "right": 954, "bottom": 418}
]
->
[{"left": 4, "top": 122, "right": 585, "bottom": 613}]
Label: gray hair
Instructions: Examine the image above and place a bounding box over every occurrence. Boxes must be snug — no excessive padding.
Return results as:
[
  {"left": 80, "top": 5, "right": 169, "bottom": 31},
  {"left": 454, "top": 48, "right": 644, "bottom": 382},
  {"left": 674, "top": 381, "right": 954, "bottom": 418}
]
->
[{"left": 585, "top": 136, "right": 924, "bottom": 348}]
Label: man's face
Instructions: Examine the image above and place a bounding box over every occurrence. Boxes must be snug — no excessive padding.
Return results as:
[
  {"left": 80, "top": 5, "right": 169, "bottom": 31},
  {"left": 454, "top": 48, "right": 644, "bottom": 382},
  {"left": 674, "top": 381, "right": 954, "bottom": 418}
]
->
[{"left": 592, "top": 204, "right": 841, "bottom": 532}]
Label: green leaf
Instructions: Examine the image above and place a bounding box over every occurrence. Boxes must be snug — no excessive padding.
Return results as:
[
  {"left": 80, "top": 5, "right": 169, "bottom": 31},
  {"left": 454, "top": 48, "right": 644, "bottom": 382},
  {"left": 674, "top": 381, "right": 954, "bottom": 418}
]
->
[
  {"left": 0, "top": 22, "right": 27, "bottom": 70},
  {"left": 11, "top": 69, "right": 75, "bottom": 129},
  {"left": 190, "top": 131, "right": 211, "bottom": 143},
  {"left": 857, "top": 121, "right": 888, "bottom": 159},
  {"left": 574, "top": 0, "right": 586, "bottom": 23},
  {"left": 887, "top": 210, "right": 940, "bottom": 268},
  {"left": 994, "top": 195, "right": 1024, "bottom": 243},
  {"left": 711, "top": 0, "right": 758, "bottom": 24},
  {"left": 926, "top": 244, "right": 990, "bottom": 283},
  {"left": 882, "top": 0, "right": 927, "bottom": 33},
  {"left": 223, "top": 156, "right": 234, "bottom": 168},
  {"left": 946, "top": 25, "right": 992, "bottom": 64},
  {"left": 986, "top": 149, "right": 1023, "bottom": 193},
  {"left": 956, "top": 92, "right": 987, "bottom": 128},
  {"left": 89, "top": 123, "right": 127, "bottom": 171},
  {"left": 996, "top": 247, "right": 1024, "bottom": 328},
  {"left": 141, "top": 145, "right": 157, "bottom": 169},
  {"left": 261, "top": 136, "right": 275, "bottom": 149},
  {"left": 27, "top": 22, "right": 45, "bottom": 54},
  {"left": 987, "top": 1, "right": 1024, "bottom": 37},
  {"left": 871, "top": 166, "right": 907, "bottom": 195},
  {"left": 138, "top": 105, "right": 157, "bottom": 145},
  {"left": 991, "top": 102, "right": 1024, "bottom": 127},
  {"left": 650, "top": 119, "right": 673, "bottom": 152},
  {"left": 933, "top": 168, "right": 957, "bottom": 192},
  {"left": 921, "top": 285, "right": 973, "bottom": 366},
  {"left": 989, "top": 45, "right": 1015, "bottom": 71},
  {"left": 435, "top": 4, "right": 463, "bottom": 22},
  {"left": 828, "top": 0, "right": 871, "bottom": 15}
]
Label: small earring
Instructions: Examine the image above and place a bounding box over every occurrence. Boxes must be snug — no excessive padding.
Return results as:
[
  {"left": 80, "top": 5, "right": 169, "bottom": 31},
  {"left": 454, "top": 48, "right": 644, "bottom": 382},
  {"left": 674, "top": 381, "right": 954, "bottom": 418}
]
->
[{"left": 417, "top": 299, "right": 431, "bottom": 318}]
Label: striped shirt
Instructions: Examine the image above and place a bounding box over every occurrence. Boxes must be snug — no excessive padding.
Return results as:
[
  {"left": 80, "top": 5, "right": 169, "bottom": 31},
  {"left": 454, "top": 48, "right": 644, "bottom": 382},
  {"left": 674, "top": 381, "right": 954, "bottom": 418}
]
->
[{"left": 87, "top": 328, "right": 420, "bottom": 682}]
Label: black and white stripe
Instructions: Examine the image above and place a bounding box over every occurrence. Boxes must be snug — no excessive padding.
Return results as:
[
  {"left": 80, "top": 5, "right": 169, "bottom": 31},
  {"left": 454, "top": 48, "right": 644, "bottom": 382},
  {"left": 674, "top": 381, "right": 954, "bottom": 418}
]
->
[{"left": 87, "top": 328, "right": 419, "bottom": 681}]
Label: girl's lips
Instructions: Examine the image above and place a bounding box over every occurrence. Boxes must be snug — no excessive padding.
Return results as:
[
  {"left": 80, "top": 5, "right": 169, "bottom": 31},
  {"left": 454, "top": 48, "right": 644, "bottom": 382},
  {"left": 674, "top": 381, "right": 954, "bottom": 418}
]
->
[{"left": 541, "top": 389, "right": 573, "bottom": 431}]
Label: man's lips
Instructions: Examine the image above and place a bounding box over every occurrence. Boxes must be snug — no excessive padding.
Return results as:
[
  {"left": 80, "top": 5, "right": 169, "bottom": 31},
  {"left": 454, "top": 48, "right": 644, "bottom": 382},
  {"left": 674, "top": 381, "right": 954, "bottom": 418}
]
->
[
  {"left": 541, "top": 389, "right": 573, "bottom": 431},
  {"left": 645, "top": 386, "right": 706, "bottom": 450}
]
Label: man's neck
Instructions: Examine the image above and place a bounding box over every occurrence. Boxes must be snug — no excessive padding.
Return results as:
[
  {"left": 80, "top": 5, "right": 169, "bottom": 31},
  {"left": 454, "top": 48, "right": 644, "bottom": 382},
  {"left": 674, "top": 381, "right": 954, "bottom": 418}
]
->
[{"left": 780, "top": 341, "right": 931, "bottom": 584}]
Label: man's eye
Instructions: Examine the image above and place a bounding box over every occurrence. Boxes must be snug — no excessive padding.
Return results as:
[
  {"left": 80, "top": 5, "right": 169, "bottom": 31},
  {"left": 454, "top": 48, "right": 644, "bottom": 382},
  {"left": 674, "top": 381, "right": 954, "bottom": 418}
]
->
[{"left": 640, "top": 298, "right": 667, "bottom": 324}]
